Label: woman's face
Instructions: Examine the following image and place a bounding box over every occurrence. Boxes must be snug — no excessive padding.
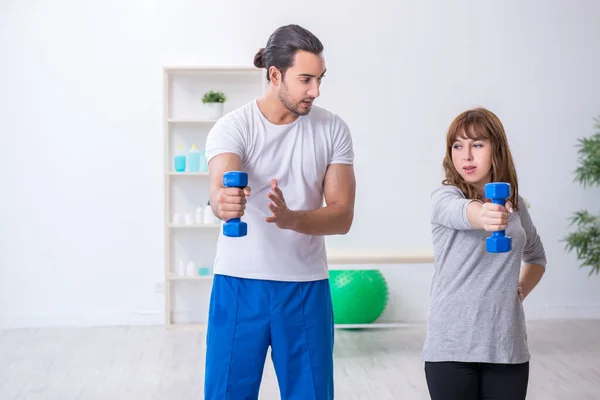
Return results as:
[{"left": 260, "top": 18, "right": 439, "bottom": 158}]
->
[{"left": 451, "top": 136, "right": 493, "bottom": 193}]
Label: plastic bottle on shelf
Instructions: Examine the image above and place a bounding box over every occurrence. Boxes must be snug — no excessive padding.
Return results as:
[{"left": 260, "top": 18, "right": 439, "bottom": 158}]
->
[
  {"left": 204, "top": 201, "right": 215, "bottom": 224},
  {"left": 188, "top": 144, "right": 201, "bottom": 172},
  {"left": 198, "top": 264, "right": 211, "bottom": 276},
  {"left": 174, "top": 145, "right": 186, "bottom": 172},
  {"left": 172, "top": 213, "right": 182, "bottom": 225},
  {"left": 195, "top": 205, "right": 204, "bottom": 224},
  {"left": 199, "top": 150, "right": 209, "bottom": 172},
  {"left": 186, "top": 261, "right": 196, "bottom": 276}
]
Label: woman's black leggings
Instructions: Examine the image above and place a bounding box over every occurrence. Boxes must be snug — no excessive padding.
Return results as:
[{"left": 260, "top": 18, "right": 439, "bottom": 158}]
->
[{"left": 424, "top": 361, "right": 529, "bottom": 400}]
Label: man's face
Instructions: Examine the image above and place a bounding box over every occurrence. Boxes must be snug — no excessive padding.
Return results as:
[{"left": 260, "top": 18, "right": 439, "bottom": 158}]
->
[{"left": 277, "top": 51, "right": 326, "bottom": 115}]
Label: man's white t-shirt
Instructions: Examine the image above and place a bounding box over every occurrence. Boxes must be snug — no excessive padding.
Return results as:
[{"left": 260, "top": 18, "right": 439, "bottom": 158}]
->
[{"left": 204, "top": 99, "right": 354, "bottom": 282}]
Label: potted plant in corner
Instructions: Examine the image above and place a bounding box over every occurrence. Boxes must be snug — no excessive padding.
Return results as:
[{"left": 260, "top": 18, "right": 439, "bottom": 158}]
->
[
  {"left": 563, "top": 116, "right": 600, "bottom": 276},
  {"left": 202, "top": 90, "right": 227, "bottom": 119}
]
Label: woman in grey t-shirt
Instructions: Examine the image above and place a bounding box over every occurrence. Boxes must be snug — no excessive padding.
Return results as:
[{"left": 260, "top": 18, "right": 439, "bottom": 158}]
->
[{"left": 422, "top": 107, "right": 547, "bottom": 400}]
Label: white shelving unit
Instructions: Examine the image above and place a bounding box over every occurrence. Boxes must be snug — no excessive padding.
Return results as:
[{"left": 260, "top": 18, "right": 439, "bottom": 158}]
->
[
  {"left": 162, "top": 66, "right": 436, "bottom": 332},
  {"left": 163, "top": 66, "right": 266, "bottom": 329}
]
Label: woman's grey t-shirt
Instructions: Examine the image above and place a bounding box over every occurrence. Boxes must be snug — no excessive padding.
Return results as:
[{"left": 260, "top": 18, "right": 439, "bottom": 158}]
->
[{"left": 422, "top": 185, "right": 547, "bottom": 364}]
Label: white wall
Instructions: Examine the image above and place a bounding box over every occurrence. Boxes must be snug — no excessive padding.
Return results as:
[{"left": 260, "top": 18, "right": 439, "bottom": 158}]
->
[{"left": 1, "top": 0, "right": 599, "bottom": 328}]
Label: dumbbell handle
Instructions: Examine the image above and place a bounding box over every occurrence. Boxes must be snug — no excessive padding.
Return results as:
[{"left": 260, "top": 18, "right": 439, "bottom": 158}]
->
[
  {"left": 222, "top": 171, "right": 248, "bottom": 237},
  {"left": 224, "top": 178, "right": 243, "bottom": 223},
  {"left": 489, "top": 197, "right": 507, "bottom": 235}
]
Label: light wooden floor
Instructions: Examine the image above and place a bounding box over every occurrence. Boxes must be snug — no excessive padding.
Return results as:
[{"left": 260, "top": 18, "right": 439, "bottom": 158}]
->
[{"left": 0, "top": 320, "right": 599, "bottom": 399}]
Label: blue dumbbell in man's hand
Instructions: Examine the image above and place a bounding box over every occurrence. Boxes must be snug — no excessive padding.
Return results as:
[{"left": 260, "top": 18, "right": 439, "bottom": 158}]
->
[
  {"left": 484, "top": 182, "right": 512, "bottom": 253},
  {"left": 222, "top": 171, "right": 249, "bottom": 237}
]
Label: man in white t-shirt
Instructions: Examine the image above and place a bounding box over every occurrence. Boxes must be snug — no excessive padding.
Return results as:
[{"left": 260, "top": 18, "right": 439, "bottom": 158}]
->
[{"left": 203, "top": 24, "right": 356, "bottom": 400}]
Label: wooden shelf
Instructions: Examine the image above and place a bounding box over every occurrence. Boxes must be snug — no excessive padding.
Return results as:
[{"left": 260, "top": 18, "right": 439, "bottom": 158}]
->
[
  {"left": 167, "top": 171, "right": 208, "bottom": 176},
  {"left": 167, "top": 118, "right": 218, "bottom": 124},
  {"left": 326, "top": 248, "right": 434, "bottom": 264},
  {"left": 168, "top": 275, "right": 213, "bottom": 281},
  {"left": 169, "top": 223, "right": 221, "bottom": 229},
  {"left": 167, "top": 322, "right": 207, "bottom": 331},
  {"left": 164, "top": 66, "right": 260, "bottom": 74}
]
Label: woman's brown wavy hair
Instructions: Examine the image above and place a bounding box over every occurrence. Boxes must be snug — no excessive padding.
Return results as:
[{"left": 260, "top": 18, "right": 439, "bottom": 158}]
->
[{"left": 442, "top": 107, "right": 520, "bottom": 210}]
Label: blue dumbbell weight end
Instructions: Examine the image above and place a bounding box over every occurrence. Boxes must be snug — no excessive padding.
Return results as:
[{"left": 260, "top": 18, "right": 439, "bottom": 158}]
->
[
  {"left": 484, "top": 182, "right": 512, "bottom": 253},
  {"left": 222, "top": 171, "right": 248, "bottom": 237}
]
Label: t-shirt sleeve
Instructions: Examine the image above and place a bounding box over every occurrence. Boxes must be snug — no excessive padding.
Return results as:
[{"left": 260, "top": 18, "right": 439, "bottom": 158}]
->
[
  {"left": 518, "top": 196, "right": 547, "bottom": 268},
  {"left": 430, "top": 185, "right": 479, "bottom": 230},
  {"left": 330, "top": 115, "right": 354, "bottom": 165},
  {"left": 204, "top": 117, "right": 245, "bottom": 164}
]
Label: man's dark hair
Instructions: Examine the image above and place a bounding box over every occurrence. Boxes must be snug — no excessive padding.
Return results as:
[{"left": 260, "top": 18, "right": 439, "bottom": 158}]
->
[{"left": 253, "top": 24, "right": 324, "bottom": 81}]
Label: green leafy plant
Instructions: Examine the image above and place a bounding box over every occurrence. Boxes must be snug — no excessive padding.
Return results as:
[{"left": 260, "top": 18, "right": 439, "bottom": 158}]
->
[
  {"left": 202, "top": 90, "right": 227, "bottom": 104},
  {"left": 563, "top": 117, "right": 600, "bottom": 276}
]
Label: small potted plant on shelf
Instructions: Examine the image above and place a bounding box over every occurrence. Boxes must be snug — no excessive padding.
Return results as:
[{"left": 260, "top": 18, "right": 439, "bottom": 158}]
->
[{"left": 202, "top": 90, "right": 227, "bottom": 119}]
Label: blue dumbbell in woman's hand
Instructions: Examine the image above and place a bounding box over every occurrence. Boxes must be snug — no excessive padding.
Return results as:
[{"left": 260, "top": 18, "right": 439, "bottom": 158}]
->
[
  {"left": 484, "top": 182, "right": 512, "bottom": 253},
  {"left": 222, "top": 171, "right": 249, "bottom": 237}
]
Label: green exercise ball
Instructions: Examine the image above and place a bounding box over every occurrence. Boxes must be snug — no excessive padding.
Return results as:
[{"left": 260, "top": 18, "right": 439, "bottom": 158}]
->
[{"left": 328, "top": 269, "right": 389, "bottom": 324}]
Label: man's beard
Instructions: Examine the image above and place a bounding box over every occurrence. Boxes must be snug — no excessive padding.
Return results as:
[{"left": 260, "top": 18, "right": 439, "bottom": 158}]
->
[{"left": 278, "top": 82, "right": 311, "bottom": 116}]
